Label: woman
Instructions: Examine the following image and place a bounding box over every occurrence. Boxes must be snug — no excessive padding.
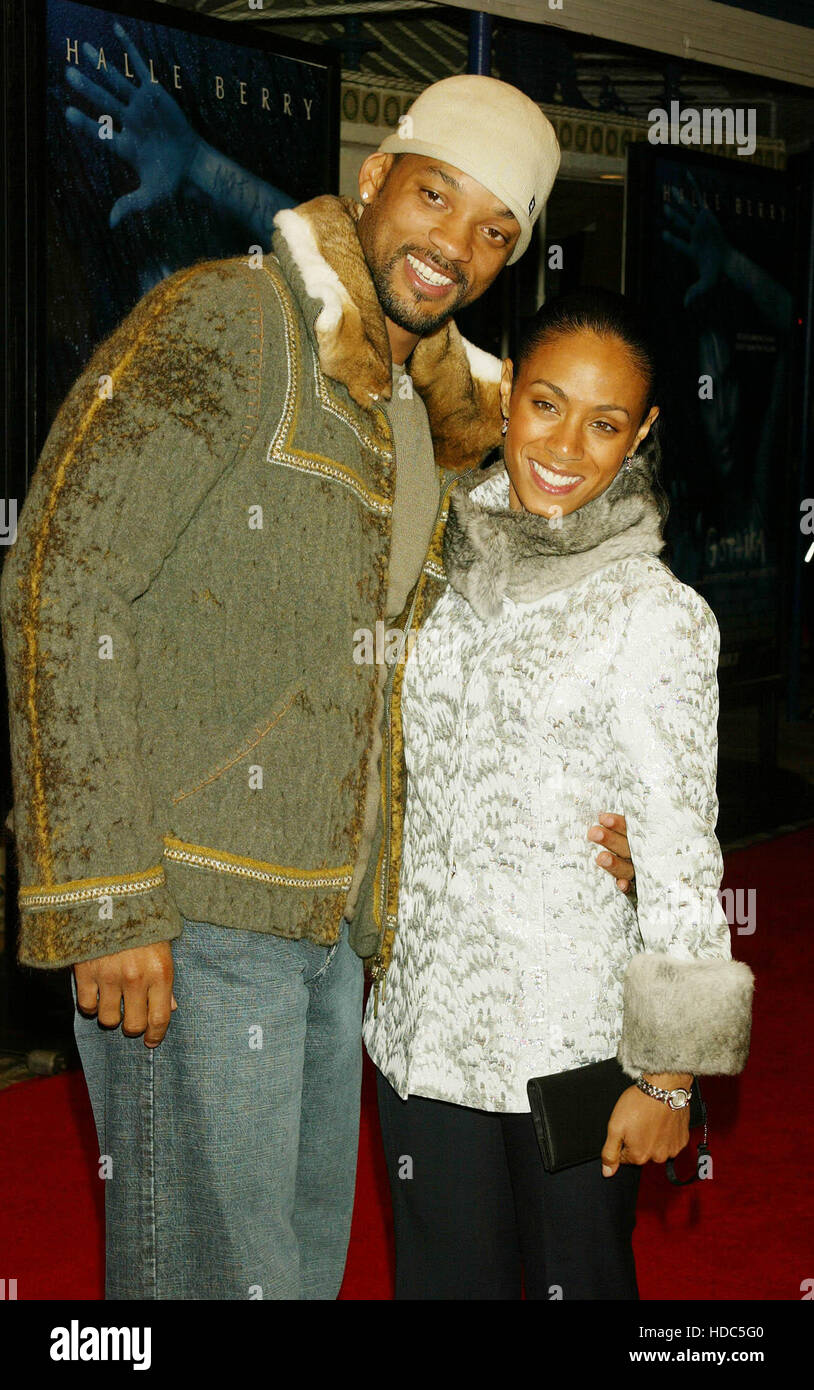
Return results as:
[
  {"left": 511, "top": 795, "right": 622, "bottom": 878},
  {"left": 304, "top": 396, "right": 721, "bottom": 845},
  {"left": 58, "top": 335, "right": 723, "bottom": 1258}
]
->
[{"left": 363, "top": 288, "right": 754, "bottom": 1301}]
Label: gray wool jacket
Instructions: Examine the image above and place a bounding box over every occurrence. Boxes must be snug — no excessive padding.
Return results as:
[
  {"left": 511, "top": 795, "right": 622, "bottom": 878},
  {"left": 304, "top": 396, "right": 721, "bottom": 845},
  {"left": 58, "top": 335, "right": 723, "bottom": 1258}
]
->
[{"left": 0, "top": 193, "right": 502, "bottom": 969}]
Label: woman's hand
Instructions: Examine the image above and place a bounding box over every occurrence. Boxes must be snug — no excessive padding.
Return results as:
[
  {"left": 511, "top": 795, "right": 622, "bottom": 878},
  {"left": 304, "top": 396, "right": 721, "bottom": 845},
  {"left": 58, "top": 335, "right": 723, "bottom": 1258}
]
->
[{"left": 601, "top": 1073, "right": 693, "bottom": 1176}]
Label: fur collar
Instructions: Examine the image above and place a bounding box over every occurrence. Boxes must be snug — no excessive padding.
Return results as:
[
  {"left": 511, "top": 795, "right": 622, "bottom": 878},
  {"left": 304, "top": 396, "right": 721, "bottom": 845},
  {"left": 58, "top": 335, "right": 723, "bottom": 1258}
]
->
[
  {"left": 271, "top": 194, "right": 503, "bottom": 471},
  {"left": 443, "top": 452, "right": 667, "bottom": 620}
]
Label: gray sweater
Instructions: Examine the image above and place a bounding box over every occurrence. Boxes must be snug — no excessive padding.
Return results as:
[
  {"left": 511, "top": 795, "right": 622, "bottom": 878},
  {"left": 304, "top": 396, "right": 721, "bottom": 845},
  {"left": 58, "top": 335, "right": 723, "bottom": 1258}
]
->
[{"left": 343, "top": 361, "right": 439, "bottom": 921}]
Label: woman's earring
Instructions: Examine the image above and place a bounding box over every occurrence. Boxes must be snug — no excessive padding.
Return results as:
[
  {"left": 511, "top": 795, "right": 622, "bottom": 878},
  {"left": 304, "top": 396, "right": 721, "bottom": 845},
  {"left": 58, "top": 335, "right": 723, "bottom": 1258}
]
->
[
  {"left": 501, "top": 417, "right": 509, "bottom": 436},
  {"left": 623, "top": 453, "right": 635, "bottom": 471}
]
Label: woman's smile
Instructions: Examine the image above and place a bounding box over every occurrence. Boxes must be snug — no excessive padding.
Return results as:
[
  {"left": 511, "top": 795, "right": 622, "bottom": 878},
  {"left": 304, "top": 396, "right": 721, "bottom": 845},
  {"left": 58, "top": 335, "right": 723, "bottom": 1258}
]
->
[{"left": 526, "top": 456, "right": 584, "bottom": 496}]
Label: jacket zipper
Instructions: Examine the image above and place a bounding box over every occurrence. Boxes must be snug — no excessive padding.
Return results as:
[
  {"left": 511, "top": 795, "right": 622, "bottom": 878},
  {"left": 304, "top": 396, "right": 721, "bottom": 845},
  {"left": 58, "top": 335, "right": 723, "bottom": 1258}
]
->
[{"left": 370, "top": 463, "right": 478, "bottom": 1016}]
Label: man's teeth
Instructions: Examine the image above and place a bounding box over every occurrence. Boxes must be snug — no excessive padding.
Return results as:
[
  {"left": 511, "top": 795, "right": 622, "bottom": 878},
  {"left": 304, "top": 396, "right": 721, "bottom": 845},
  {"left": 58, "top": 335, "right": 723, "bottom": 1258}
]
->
[
  {"left": 530, "top": 458, "right": 582, "bottom": 487},
  {"left": 406, "top": 253, "right": 453, "bottom": 287}
]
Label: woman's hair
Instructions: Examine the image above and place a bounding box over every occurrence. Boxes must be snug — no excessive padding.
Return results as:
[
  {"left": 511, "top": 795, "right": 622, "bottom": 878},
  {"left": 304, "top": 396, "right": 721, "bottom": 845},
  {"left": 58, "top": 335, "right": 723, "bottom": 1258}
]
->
[{"left": 513, "top": 287, "right": 664, "bottom": 478}]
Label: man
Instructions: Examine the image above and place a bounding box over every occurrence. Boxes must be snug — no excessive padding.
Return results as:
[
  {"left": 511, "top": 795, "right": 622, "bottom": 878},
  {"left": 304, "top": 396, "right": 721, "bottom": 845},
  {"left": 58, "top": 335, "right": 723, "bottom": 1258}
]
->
[{"left": 1, "top": 76, "right": 635, "bottom": 1299}]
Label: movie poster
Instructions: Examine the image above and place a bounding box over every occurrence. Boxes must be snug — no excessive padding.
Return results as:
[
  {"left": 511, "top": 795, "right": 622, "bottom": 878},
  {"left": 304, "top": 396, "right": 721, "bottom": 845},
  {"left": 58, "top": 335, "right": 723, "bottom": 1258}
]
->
[
  {"left": 624, "top": 145, "right": 792, "bottom": 684},
  {"left": 0, "top": 0, "right": 337, "bottom": 893},
  {"left": 42, "top": 0, "right": 337, "bottom": 437}
]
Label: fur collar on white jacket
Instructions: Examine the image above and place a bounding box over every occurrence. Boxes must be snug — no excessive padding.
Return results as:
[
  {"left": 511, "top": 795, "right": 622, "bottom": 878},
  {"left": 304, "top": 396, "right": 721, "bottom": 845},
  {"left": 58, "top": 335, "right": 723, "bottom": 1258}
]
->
[{"left": 444, "top": 452, "right": 666, "bottom": 621}]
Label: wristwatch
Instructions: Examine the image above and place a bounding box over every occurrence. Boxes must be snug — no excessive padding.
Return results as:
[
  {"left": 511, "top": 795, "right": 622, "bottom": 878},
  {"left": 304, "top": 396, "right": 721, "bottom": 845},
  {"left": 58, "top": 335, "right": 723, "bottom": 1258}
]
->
[{"left": 636, "top": 1077, "right": 692, "bottom": 1110}]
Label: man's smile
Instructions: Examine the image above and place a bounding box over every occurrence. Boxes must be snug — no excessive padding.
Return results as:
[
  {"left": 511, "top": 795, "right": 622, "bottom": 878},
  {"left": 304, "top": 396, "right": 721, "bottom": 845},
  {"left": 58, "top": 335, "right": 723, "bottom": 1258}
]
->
[{"left": 403, "top": 251, "right": 458, "bottom": 298}]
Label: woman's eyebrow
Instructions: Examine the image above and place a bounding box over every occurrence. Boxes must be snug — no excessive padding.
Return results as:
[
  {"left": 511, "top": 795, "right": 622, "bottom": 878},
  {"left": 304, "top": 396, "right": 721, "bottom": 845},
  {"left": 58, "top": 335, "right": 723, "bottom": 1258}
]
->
[
  {"left": 528, "top": 377, "right": 566, "bottom": 399},
  {"left": 528, "top": 378, "right": 630, "bottom": 417}
]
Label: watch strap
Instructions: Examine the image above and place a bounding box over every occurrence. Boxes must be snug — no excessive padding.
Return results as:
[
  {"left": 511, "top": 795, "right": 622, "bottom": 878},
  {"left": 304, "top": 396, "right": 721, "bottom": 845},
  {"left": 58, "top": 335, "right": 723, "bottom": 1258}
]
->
[{"left": 636, "top": 1077, "right": 691, "bottom": 1108}]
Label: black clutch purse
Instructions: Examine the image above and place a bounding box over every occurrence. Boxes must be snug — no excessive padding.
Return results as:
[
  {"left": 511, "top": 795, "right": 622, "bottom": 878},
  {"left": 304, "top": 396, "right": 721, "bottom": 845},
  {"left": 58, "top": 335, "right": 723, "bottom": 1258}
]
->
[{"left": 527, "top": 1057, "right": 707, "bottom": 1182}]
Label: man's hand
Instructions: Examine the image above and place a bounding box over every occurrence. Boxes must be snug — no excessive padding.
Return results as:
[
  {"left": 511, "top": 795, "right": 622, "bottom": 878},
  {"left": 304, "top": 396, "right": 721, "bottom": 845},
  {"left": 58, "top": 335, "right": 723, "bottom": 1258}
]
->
[
  {"left": 601, "top": 1073, "right": 694, "bottom": 1176},
  {"left": 74, "top": 941, "right": 177, "bottom": 1048},
  {"left": 588, "top": 811, "right": 635, "bottom": 893}
]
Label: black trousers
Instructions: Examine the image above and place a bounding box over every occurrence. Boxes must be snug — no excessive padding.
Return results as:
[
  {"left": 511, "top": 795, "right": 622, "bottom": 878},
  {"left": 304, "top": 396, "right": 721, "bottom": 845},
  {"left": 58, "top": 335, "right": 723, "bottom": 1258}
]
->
[{"left": 375, "top": 1066, "right": 641, "bottom": 1301}]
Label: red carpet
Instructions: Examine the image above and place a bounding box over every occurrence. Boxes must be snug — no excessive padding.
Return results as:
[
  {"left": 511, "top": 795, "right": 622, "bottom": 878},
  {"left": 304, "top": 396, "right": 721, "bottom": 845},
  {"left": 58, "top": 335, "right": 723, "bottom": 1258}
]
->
[{"left": 1, "top": 829, "right": 810, "bottom": 1300}]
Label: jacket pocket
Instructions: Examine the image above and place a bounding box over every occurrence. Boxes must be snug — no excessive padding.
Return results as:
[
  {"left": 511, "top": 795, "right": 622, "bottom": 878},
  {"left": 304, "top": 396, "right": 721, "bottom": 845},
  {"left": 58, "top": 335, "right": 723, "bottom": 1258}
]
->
[{"left": 170, "top": 680, "right": 304, "bottom": 806}]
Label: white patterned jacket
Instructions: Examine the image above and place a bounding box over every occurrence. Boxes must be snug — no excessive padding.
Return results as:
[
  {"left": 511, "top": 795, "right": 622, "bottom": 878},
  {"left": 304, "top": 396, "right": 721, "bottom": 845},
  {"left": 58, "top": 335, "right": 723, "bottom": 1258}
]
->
[{"left": 363, "top": 459, "right": 754, "bottom": 1112}]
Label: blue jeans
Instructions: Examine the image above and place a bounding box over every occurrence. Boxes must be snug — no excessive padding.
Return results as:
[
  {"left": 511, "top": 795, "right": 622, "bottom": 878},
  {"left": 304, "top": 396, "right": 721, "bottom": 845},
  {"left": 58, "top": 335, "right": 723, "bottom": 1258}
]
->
[{"left": 73, "top": 917, "right": 364, "bottom": 1300}]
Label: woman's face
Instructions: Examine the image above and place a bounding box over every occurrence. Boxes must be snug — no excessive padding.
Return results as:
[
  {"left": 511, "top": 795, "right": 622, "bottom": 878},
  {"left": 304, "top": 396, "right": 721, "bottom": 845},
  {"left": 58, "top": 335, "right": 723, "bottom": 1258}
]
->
[{"left": 500, "top": 329, "right": 660, "bottom": 518}]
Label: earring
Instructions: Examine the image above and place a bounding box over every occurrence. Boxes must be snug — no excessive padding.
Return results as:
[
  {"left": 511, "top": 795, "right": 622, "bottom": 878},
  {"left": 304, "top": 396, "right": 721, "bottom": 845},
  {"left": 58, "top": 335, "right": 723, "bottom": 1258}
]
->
[
  {"left": 362, "top": 191, "right": 369, "bottom": 201},
  {"left": 623, "top": 453, "right": 635, "bottom": 470},
  {"left": 501, "top": 417, "right": 508, "bottom": 436}
]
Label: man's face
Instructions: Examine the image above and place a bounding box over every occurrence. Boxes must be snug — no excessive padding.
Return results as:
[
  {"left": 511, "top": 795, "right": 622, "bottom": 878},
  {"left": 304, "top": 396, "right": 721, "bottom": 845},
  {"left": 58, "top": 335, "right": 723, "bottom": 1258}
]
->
[{"left": 355, "top": 153, "right": 520, "bottom": 336}]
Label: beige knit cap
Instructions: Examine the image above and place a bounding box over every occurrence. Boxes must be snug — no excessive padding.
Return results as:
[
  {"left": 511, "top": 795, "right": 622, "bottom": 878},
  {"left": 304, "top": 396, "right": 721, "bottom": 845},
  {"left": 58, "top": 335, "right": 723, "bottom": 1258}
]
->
[{"left": 378, "top": 74, "right": 561, "bottom": 265}]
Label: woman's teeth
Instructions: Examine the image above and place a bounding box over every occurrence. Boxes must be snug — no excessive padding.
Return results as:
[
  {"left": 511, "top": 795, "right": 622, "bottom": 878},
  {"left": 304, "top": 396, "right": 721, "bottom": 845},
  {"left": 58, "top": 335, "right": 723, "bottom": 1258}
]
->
[
  {"left": 406, "top": 253, "right": 453, "bottom": 287},
  {"left": 529, "top": 458, "right": 582, "bottom": 490}
]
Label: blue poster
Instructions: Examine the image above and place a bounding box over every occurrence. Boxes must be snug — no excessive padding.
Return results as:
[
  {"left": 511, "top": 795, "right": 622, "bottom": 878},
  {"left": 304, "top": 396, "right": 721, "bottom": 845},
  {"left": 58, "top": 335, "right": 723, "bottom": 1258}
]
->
[
  {"left": 625, "top": 145, "right": 792, "bottom": 680},
  {"left": 43, "top": 0, "right": 337, "bottom": 426}
]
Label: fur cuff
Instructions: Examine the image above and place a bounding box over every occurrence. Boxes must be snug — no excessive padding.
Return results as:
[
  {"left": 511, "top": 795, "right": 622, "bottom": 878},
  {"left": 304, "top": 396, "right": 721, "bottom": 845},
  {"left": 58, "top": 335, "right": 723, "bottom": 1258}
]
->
[{"left": 617, "top": 952, "right": 754, "bottom": 1080}]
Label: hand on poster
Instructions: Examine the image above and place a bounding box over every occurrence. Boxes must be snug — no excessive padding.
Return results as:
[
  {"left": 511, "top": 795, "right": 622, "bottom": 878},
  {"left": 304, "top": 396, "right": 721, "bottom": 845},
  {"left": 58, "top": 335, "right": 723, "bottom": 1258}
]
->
[
  {"left": 64, "top": 22, "right": 203, "bottom": 229},
  {"left": 661, "top": 170, "right": 730, "bottom": 308},
  {"left": 64, "top": 21, "right": 293, "bottom": 243}
]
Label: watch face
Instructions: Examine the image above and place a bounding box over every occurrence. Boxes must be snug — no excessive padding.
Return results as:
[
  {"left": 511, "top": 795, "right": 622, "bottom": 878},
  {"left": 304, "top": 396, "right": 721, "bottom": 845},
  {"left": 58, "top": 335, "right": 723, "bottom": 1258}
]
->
[{"left": 668, "top": 1089, "right": 690, "bottom": 1109}]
